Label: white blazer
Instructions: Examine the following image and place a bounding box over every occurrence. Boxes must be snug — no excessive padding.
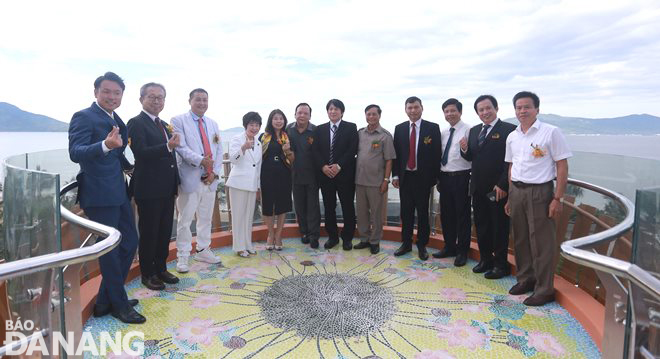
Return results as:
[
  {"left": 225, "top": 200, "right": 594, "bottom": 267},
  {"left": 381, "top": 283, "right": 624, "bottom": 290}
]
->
[
  {"left": 225, "top": 132, "right": 262, "bottom": 192},
  {"left": 171, "top": 112, "right": 223, "bottom": 193}
]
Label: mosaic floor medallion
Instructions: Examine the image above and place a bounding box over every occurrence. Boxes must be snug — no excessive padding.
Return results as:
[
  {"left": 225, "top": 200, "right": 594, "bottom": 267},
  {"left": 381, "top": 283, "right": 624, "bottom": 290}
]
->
[{"left": 84, "top": 239, "right": 601, "bottom": 358}]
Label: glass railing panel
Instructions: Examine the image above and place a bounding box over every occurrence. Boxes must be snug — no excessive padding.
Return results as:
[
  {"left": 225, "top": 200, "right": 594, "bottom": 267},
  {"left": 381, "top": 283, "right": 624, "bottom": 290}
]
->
[
  {"left": 628, "top": 186, "right": 660, "bottom": 357},
  {"left": 2, "top": 156, "right": 63, "bottom": 346}
]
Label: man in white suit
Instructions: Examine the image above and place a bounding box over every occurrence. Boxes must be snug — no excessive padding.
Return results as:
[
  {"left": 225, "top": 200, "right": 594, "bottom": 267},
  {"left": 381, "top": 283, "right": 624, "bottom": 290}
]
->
[{"left": 171, "top": 88, "right": 223, "bottom": 273}]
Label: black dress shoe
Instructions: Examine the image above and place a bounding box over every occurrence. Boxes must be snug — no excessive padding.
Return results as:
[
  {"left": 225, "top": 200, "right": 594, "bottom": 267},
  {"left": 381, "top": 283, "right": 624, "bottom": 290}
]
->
[
  {"left": 472, "top": 261, "right": 493, "bottom": 273},
  {"left": 324, "top": 238, "right": 339, "bottom": 249},
  {"left": 158, "top": 271, "right": 180, "bottom": 284},
  {"left": 509, "top": 281, "right": 536, "bottom": 295},
  {"left": 94, "top": 299, "right": 139, "bottom": 317},
  {"left": 484, "top": 267, "right": 510, "bottom": 279},
  {"left": 370, "top": 244, "right": 380, "bottom": 254},
  {"left": 354, "top": 242, "right": 370, "bottom": 250},
  {"left": 342, "top": 240, "right": 353, "bottom": 251},
  {"left": 454, "top": 253, "right": 468, "bottom": 267},
  {"left": 301, "top": 236, "right": 310, "bottom": 244},
  {"left": 142, "top": 275, "right": 165, "bottom": 290},
  {"left": 523, "top": 293, "right": 555, "bottom": 306},
  {"left": 394, "top": 245, "right": 412, "bottom": 257},
  {"left": 112, "top": 307, "right": 146, "bottom": 324},
  {"left": 432, "top": 247, "right": 457, "bottom": 259},
  {"left": 418, "top": 248, "right": 429, "bottom": 261},
  {"left": 310, "top": 238, "right": 319, "bottom": 249}
]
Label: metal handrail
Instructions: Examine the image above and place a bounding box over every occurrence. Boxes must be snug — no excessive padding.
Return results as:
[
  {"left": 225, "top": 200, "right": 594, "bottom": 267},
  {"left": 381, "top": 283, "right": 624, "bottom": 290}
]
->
[
  {"left": 0, "top": 181, "right": 121, "bottom": 282},
  {"left": 560, "top": 178, "right": 660, "bottom": 299}
]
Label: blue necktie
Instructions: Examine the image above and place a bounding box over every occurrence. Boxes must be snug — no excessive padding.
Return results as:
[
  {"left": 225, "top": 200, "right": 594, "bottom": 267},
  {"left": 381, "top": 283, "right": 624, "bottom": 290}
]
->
[
  {"left": 441, "top": 127, "right": 455, "bottom": 166},
  {"left": 478, "top": 124, "right": 490, "bottom": 147}
]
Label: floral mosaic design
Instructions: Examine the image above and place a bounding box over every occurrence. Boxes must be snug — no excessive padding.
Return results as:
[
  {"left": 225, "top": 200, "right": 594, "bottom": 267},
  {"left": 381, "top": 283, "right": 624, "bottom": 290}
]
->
[{"left": 83, "top": 239, "right": 600, "bottom": 358}]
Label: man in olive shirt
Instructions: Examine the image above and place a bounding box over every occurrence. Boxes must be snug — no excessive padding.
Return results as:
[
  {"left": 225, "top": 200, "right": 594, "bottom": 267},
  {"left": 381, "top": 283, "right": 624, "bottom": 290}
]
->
[
  {"left": 354, "top": 104, "right": 396, "bottom": 254},
  {"left": 286, "top": 103, "right": 321, "bottom": 248}
]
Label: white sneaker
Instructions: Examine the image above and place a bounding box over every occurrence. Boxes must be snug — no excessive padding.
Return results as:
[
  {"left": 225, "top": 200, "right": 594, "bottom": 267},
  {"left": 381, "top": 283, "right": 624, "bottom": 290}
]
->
[
  {"left": 176, "top": 256, "right": 190, "bottom": 273},
  {"left": 195, "top": 247, "right": 222, "bottom": 264}
]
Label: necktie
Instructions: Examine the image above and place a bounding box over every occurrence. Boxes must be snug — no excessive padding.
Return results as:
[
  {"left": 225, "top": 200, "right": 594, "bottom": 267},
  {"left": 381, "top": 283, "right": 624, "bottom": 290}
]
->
[
  {"left": 329, "top": 124, "right": 337, "bottom": 164},
  {"left": 407, "top": 122, "right": 416, "bottom": 170},
  {"left": 155, "top": 117, "right": 168, "bottom": 141},
  {"left": 478, "top": 124, "right": 490, "bottom": 147},
  {"left": 198, "top": 118, "right": 213, "bottom": 177},
  {"left": 441, "top": 127, "right": 455, "bottom": 166}
]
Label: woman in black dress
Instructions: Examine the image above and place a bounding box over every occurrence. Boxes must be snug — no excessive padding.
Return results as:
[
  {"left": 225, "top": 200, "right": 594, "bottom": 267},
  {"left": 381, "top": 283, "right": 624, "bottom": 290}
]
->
[{"left": 259, "top": 109, "right": 295, "bottom": 250}]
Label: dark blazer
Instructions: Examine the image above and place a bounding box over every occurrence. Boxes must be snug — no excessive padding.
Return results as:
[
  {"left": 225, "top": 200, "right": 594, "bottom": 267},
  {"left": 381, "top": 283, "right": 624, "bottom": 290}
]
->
[
  {"left": 392, "top": 119, "right": 442, "bottom": 188},
  {"left": 68, "top": 102, "right": 133, "bottom": 208},
  {"left": 312, "top": 120, "right": 358, "bottom": 182},
  {"left": 127, "top": 111, "right": 179, "bottom": 200},
  {"left": 461, "top": 119, "right": 516, "bottom": 195}
]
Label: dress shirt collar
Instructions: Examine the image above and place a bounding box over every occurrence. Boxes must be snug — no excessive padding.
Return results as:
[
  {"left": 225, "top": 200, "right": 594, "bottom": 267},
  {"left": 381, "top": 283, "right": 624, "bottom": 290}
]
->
[
  {"left": 515, "top": 118, "right": 541, "bottom": 134},
  {"left": 329, "top": 119, "right": 342, "bottom": 129},
  {"left": 409, "top": 118, "right": 422, "bottom": 127},
  {"left": 95, "top": 101, "right": 114, "bottom": 119},
  {"left": 142, "top": 110, "right": 158, "bottom": 122}
]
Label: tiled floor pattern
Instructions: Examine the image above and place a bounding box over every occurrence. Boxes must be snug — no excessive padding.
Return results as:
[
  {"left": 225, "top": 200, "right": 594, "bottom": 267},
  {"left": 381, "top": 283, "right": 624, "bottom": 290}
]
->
[{"left": 84, "top": 239, "right": 601, "bottom": 358}]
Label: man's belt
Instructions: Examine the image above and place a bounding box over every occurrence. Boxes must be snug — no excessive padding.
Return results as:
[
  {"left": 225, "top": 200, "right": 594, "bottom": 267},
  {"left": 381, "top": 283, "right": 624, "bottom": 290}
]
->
[
  {"left": 512, "top": 180, "right": 553, "bottom": 188},
  {"left": 440, "top": 170, "right": 470, "bottom": 177}
]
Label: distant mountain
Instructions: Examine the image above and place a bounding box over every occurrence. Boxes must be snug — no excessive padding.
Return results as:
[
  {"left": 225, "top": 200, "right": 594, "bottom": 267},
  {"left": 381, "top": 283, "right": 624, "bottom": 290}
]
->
[
  {"left": 0, "top": 102, "right": 69, "bottom": 132},
  {"left": 502, "top": 113, "right": 660, "bottom": 135}
]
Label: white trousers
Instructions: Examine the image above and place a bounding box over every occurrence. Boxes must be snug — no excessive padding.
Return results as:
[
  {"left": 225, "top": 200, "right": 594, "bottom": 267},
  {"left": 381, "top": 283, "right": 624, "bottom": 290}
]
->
[
  {"left": 176, "top": 185, "right": 216, "bottom": 258},
  {"left": 229, "top": 187, "right": 256, "bottom": 252}
]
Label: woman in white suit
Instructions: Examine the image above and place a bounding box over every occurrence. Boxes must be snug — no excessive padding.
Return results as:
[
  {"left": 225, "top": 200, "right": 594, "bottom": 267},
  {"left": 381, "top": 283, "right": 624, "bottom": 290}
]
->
[{"left": 226, "top": 112, "right": 263, "bottom": 257}]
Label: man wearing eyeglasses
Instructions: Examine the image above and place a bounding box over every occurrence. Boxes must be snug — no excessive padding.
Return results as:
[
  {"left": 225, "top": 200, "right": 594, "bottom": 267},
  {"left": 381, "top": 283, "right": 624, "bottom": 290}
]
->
[{"left": 127, "top": 83, "right": 180, "bottom": 292}]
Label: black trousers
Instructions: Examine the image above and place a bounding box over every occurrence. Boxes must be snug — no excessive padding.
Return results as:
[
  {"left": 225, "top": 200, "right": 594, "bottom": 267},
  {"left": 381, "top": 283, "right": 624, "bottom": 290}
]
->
[
  {"left": 399, "top": 171, "right": 431, "bottom": 249},
  {"left": 136, "top": 196, "right": 175, "bottom": 278},
  {"left": 438, "top": 171, "right": 472, "bottom": 254},
  {"left": 320, "top": 178, "right": 356, "bottom": 242},
  {"left": 293, "top": 182, "right": 321, "bottom": 241},
  {"left": 472, "top": 191, "right": 510, "bottom": 269}
]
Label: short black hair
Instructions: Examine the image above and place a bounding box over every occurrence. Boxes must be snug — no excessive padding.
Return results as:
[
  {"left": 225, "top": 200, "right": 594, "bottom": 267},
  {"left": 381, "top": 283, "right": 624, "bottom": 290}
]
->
[
  {"left": 325, "top": 99, "right": 345, "bottom": 113},
  {"left": 265, "top": 109, "right": 288, "bottom": 135},
  {"left": 94, "top": 72, "right": 125, "bottom": 92},
  {"left": 189, "top": 88, "right": 208, "bottom": 100},
  {"left": 405, "top": 96, "right": 422, "bottom": 106},
  {"left": 295, "top": 103, "right": 312, "bottom": 115},
  {"left": 242, "top": 111, "right": 262, "bottom": 129},
  {"left": 513, "top": 91, "right": 540, "bottom": 108},
  {"left": 442, "top": 98, "right": 462, "bottom": 113},
  {"left": 364, "top": 104, "right": 382, "bottom": 115},
  {"left": 139, "top": 82, "right": 166, "bottom": 98},
  {"left": 473, "top": 95, "right": 498, "bottom": 112}
]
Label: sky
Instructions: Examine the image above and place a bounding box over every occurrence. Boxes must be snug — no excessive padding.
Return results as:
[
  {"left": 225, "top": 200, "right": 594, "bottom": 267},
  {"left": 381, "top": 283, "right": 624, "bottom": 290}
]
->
[{"left": 1, "top": 0, "right": 659, "bottom": 131}]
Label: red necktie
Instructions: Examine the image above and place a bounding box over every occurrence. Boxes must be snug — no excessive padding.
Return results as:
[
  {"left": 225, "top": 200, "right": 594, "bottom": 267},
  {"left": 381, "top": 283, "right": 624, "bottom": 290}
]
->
[
  {"left": 155, "top": 117, "right": 168, "bottom": 141},
  {"left": 198, "top": 118, "right": 213, "bottom": 177},
  {"left": 407, "top": 122, "right": 416, "bottom": 170}
]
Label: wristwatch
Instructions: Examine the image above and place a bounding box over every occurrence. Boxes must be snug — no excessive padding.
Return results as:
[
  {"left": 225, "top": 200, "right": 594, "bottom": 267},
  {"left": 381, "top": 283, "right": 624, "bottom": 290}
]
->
[{"left": 383, "top": 178, "right": 390, "bottom": 183}]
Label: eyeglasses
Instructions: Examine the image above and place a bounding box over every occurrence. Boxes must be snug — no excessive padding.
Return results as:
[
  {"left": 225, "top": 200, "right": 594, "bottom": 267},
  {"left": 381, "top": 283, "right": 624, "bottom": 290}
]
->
[{"left": 146, "top": 95, "right": 165, "bottom": 102}]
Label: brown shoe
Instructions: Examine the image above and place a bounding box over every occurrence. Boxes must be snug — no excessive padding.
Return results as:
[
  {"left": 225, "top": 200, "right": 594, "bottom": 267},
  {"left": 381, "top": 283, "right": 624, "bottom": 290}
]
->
[
  {"left": 523, "top": 293, "right": 555, "bottom": 306},
  {"left": 509, "top": 281, "right": 536, "bottom": 295}
]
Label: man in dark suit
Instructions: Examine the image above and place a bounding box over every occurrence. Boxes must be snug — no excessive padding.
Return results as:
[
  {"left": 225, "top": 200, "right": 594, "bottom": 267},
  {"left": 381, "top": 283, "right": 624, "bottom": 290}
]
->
[
  {"left": 392, "top": 96, "right": 442, "bottom": 260},
  {"left": 127, "top": 83, "right": 180, "bottom": 291},
  {"left": 68, "top": 72, "right": 145, "bottom": 324},
  {"left": 460, "top": 95, "right": 516, "bottom": 279},
  {"left": 312, "top": 99, "right": 358, "bottom": 250}
]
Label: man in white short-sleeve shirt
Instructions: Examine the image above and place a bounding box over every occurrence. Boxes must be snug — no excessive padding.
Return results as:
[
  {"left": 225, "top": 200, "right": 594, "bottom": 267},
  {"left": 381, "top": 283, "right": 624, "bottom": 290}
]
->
[{"left": 504, "top": 91, "right": 572, "bottom": 307}]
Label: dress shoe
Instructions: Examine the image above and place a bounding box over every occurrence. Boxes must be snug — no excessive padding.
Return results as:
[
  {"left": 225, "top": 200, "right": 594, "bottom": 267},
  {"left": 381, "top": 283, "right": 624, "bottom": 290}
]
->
[
  {"left": 342, "top": 240, "right": 353, "bottom": 251},
  {"left": 432, "top": 247, "right": 457, "bottom": 259},
  {"left": 301, "top": 236, "right": 310, "bottom": 244},
  {"left": 142, "top": 275, "right": 165, "bottom": 290},
  {"left": 370, "top": 244, "right": 380, "bottom": 254},
  {"left": 394, "top": 245, "right": 412, "bottom": 257},
  {"left": 484, "top": 267, "right": 510, "bottom": 279},
  {"left": 472, "top": 261, "right": 493, "bottom": 274},
  {"left": 454, "top": 253, "right": 468, "bottom": 267},
  {"left": 93, "top": 299, "right": 139, "bottom": 317},
  {"left": 158, "top": 271, "right": 180, "bottom": 284},
  {"left": 112, "top": 307, "right": 146, "bottom": 324},
  {"left": 523, "top": 293, "right": 555, "bottom": 306},
  {"left": 509, "top": 281, "right": 536, "bottom": 295},
  {"left": 310, "top": 238, "right": 319, "bottom": 249},
  {"left": 324, "top": 238, "right": 339, "bottom": 249},
  {"left": 354, "top": 242, "right": 370, "bottom": 250},
  {"left": 418, "top": 247, "right": 429, "bottom": 261}
]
